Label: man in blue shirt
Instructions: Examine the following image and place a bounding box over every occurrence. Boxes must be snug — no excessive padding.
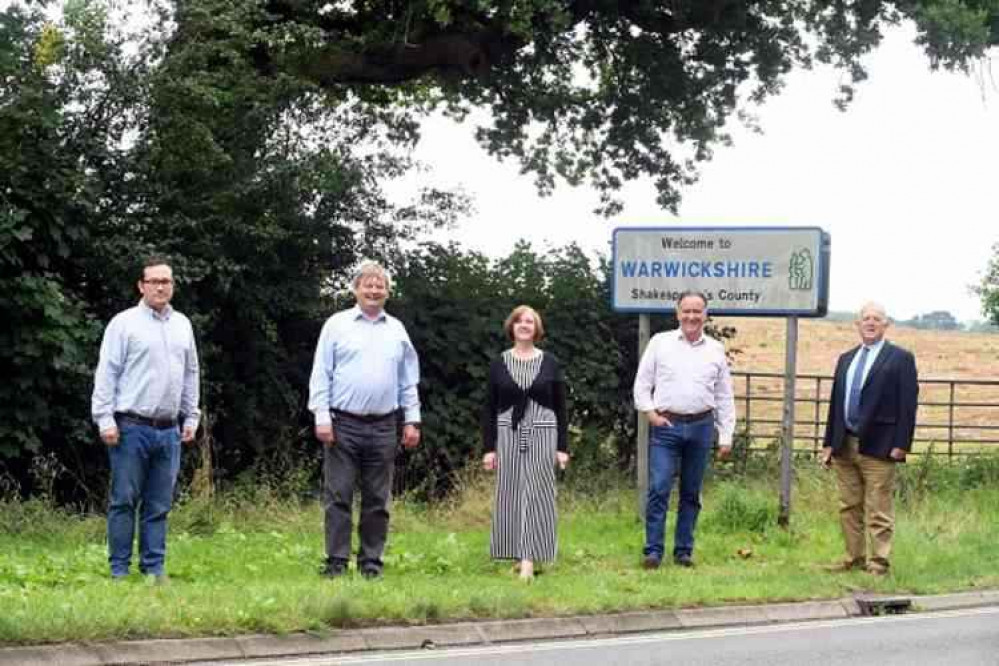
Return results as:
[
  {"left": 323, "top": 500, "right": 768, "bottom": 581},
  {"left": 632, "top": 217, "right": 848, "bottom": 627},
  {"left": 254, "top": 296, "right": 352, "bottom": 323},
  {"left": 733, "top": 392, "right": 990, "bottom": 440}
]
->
[
  {"left": 91, "top": 257, "right": 200, "bottom": 581},
  {"left": 308, "top": 261, "right": 421, "bottom": 579}
]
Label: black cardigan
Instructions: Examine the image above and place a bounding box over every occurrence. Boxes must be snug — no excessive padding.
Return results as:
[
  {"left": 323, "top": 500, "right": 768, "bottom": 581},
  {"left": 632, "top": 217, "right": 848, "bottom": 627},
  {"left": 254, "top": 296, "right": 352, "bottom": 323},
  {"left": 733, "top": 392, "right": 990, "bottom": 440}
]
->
[{"left": 481, "top": 352, "right": 569, "bottom": 453}]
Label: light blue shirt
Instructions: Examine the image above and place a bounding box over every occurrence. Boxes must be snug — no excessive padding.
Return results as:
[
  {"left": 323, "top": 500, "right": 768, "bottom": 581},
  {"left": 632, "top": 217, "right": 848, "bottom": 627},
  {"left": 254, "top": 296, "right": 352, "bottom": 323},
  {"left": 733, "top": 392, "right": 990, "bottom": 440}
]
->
[
  {"left": 91, "top": 300, "right": 201, "bottom": 433},
  {"left": 843, "top": 338, "right": 885, "bottom": 419},
  {"left": 308, "top": 306, "right": 421, "bottom": 426}
]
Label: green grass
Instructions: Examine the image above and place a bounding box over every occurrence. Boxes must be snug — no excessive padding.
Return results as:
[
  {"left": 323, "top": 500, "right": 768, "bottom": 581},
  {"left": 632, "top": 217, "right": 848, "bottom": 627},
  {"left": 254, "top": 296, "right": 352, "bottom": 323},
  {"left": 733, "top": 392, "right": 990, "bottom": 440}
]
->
[{"left": 2, "top": 465, "right": 998, "bottom": 645}]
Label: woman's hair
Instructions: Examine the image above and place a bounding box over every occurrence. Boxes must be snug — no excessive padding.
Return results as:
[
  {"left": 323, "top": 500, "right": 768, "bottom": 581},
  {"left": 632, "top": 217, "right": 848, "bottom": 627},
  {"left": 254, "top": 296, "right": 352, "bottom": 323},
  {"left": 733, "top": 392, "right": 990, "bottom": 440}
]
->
[{"left": 503, "top": 305, "right": 545, "bottom": 342}]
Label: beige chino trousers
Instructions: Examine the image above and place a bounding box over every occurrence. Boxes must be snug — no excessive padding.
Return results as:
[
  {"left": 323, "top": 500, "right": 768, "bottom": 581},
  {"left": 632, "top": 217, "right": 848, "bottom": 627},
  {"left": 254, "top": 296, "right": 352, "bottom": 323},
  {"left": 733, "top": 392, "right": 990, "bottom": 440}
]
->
[{"left": 832, "top": 435, "right": 896, "bottom": 571}]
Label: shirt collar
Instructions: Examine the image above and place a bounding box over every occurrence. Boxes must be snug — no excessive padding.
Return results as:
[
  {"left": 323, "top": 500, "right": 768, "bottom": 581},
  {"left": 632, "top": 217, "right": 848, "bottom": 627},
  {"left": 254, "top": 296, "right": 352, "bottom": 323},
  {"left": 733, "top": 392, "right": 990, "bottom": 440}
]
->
[
  {"left": 675, "top": 328, "right": 706, "bottom": 346},
  {"left": 862, "top": 339, "right": 886, "bottom": 354},
  {"left": 352, "top": 304, "right": 386, "bottom": 323},
  {"left": 138, "top": 299, "right": 172, "bottom": 321}
]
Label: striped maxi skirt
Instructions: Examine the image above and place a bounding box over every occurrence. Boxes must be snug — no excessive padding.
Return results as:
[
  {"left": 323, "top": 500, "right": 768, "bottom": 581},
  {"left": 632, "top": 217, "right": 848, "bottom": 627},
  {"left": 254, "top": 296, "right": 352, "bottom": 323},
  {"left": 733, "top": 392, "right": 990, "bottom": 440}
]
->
[{"left": 490, "top": 418, "right": 559, "bottom": 563}]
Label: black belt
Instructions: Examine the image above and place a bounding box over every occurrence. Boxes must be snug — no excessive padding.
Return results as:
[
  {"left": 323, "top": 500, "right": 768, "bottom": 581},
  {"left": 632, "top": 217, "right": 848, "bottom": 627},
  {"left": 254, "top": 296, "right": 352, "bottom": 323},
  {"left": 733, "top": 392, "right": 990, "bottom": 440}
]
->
[
  {"left": 656, "top": 409, "right": 713, "bottom": 423},
  {"left": 332, "top": 409, "right": 397, "bottom": 423},
  {"left": 115, "top": 411, "right": 178, "bottom": 430}
]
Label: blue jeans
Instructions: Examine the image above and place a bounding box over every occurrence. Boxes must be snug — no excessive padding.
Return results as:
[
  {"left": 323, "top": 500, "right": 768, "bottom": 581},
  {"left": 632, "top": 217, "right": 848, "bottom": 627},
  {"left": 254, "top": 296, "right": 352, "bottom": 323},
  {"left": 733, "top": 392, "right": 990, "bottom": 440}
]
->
[
  {"left": 644, "top": 416, "right": 714, "bottom": 561},
  {"left": 107, "top": 422, "right": 181, "bottom": 576}
]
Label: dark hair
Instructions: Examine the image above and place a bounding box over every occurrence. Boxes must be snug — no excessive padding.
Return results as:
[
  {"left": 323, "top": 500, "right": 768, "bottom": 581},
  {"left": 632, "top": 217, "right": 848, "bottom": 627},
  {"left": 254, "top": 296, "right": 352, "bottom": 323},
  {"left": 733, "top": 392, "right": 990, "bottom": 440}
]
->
[
  {"left": 140, "top": 255, "right": 172, "bottom": 280},
  {"left": 676, "top": 289, "right": 708, "bottom": 309}
]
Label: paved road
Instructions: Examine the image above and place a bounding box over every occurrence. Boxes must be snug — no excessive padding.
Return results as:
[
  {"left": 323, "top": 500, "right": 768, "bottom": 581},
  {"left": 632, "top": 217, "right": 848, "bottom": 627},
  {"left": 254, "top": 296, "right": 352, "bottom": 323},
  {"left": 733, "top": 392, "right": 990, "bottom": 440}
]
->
[{"left": 196, "top": 607, "right": 999, "bottom": 666}]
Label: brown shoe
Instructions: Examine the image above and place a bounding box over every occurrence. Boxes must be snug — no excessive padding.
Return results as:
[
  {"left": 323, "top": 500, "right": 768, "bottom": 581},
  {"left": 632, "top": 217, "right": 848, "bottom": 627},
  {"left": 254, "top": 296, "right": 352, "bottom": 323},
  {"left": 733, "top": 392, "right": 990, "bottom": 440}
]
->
[
  {"left": 865, "top": 564, "right": 889, "bottom": 576},
  {"left": 822, "top": 559, "right": 866, "bottom": 573},
  {"left": 642, "top": 555, "right": 662, "bottom": 570}
]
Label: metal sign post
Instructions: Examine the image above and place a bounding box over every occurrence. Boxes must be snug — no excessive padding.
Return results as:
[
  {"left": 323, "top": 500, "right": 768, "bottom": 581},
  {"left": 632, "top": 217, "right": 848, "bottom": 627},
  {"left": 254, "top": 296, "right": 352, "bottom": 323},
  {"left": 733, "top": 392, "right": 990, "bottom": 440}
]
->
[
  {"left": 637, "top": 313, "right": 650, "bottom": 520},
  {"left": 779, "top": 316, "right": 798, "bottom": 527}
]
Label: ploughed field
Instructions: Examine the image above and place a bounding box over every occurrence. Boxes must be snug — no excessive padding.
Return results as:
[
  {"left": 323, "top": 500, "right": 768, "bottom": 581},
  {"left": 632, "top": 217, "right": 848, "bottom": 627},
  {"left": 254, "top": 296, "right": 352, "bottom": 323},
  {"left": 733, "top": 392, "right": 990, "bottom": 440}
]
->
[{"left": 713, "top": 317, "right": 999, "bottom": 453}]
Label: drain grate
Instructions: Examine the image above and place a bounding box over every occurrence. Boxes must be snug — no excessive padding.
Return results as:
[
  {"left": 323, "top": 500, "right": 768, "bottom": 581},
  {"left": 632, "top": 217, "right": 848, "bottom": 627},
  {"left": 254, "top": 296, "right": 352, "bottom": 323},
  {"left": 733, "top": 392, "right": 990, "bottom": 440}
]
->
[{"left": 856, "top": 596, "right": 912, "bottom": 616}]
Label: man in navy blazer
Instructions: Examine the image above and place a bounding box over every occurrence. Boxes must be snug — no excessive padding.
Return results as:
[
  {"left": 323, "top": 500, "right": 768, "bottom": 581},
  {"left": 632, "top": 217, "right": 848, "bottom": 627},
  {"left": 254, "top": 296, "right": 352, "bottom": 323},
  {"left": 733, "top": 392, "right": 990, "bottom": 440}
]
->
[{"left": 821, "top": 302, "right": 918, "bottom": 576}]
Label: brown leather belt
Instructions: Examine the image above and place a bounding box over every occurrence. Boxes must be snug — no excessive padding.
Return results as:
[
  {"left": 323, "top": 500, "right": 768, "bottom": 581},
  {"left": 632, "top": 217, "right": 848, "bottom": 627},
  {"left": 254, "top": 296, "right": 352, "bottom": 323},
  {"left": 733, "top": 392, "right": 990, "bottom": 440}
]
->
[
  {"left": 656, "top": 409, "right": 713, "bottom": 423},
  {"left": 114, "top": 411, "right": 178, "bottom": 430}
]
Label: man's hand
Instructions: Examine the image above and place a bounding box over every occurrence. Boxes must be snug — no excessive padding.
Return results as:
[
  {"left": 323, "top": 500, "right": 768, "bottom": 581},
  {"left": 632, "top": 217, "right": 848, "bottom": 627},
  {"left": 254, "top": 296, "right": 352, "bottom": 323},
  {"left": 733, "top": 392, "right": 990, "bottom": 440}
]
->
[
  {"left": 819, "top": 446, "right": 833, "bottom": 469},
  {"left": 315, "top": 424, "right": 335, "bottom": 447},
  {"left": 647, "top": 411, "right": 672, "bottom": 428},
  {"left": 889, "top": 447, "right": 907, "bottom": 462},
  {"left": 483, "top": 452, "right": 497, "bottom": 471},
  {"left": 100, "top": 426, "right": 120, "bottom": 446},
  {"left": 401, "top": 424, "right": 420, "bottom": 449},
  {"left": 181, "top": 426, "right": 196, "bottom": 443},
  {"left": 717, "top": 445, "right": 732, "bottom": 460}
]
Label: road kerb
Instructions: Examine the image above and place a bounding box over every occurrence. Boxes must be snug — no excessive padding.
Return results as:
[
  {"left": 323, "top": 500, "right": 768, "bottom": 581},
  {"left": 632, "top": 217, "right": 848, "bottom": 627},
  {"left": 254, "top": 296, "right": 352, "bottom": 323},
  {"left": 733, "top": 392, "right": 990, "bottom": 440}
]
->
[
  {"left": 90, "top": 637, "right": 242, "bottom": 665},
  {"left": 359, "top": 623, "right": 485, "bottom": 651},
  {"left": 475, "top": 617, "right": 588, "bottom": 643},
  {"left": 234, "top": 631, "right": 367, "bottom": 658},
  {"left": 0, "top": 644, "right": 102, "bottom": 666},
  {"left": 578, "top": 610, "right": 683, "bottom": 635},
  {"left": 912, "top": 590, "right": 999, "bottom": 611},
  {"left": 676, "top": 604, "right": 770, "bottom": 628},
  {"left": 763, "top": 600, "right": 851, "bottom": 622}
]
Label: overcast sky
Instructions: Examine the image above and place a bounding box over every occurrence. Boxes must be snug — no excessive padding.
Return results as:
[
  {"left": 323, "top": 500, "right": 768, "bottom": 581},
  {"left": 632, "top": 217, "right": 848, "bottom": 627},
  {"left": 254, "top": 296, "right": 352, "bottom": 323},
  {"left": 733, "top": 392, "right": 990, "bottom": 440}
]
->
[{"left": 397, "top": 24, "right": 998, "bottom": 322}]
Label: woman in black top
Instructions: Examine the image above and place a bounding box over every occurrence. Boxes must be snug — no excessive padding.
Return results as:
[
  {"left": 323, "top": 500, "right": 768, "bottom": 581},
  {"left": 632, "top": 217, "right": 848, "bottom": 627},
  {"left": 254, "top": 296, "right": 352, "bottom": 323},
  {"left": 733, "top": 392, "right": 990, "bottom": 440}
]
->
[{"left": 482, "top": 305, "right": 569, "bottom": 581}]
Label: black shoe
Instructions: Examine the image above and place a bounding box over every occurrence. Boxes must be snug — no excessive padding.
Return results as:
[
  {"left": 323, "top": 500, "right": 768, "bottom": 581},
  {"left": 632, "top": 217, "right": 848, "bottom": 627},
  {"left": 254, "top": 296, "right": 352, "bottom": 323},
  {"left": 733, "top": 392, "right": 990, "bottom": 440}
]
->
[
  {"left": 321, "top": 560, "right": 348, "bottom": 579},
  {"left": 642, "top": 555, "right": 662, "bottom": 570},
  {"left": 673, "top": 554, "right": 695, "bottom": 568},
  {"left": 360, "top": 565, "right": 383, "bottom": 580}
]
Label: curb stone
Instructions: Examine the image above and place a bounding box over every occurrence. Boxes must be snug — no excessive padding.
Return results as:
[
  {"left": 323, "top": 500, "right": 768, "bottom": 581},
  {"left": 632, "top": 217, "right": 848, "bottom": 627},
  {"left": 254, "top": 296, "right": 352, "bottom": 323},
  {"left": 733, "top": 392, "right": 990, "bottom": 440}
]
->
[
  {"left": 911, "top": 589, "right": 999, "bottom": 611},
  {"left": 233, "top": 632, "right": 367, "bottom": 658},
  {"left": 577, "top": 610, "right": 682, "bottom": 635},
  {"left": 675, "top": 604, "right": 769, "bottom": 628},
  {"left": 92, "top": 637, "right": 243, "bottom": 665},
  {"left": 2, "top": 591, "right": 997, "bottom": 666}
]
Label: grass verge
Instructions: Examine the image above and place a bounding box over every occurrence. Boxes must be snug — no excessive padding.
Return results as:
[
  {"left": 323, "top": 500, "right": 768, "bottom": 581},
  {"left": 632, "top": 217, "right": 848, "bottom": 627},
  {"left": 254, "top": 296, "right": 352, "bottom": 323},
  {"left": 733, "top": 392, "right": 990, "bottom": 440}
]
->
[{"left": 2, "top": 464, "right": 998, "bottom": 645}]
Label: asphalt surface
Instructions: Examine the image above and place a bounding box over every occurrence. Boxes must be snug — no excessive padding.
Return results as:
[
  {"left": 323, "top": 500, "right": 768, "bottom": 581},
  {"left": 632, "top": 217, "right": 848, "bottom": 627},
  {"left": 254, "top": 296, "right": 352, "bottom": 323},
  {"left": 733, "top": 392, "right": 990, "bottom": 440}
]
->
[{"left": 193, "top": 607, "right": 999, "bottom": 666}]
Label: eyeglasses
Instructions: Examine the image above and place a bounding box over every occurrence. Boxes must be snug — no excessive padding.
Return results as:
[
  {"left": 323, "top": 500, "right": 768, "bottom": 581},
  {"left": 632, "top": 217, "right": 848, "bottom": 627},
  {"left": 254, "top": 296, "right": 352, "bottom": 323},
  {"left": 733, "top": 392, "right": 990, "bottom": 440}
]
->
[{"left": 142, "top": 278, "right": 174, "bottom": 287}]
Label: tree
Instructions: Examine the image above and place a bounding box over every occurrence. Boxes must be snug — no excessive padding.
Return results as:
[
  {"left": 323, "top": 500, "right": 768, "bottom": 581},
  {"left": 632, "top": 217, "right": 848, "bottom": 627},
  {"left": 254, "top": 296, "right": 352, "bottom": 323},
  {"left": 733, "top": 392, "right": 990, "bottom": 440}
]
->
[
  {"left": 0, "top": 1, "right": 468, "bottom": 500},
  {"left": 976, "top": 242, "right": 999, "bottom": 327},
  {"left": 903, "top": 310, "right": 961, "bottom": 330},
  {"left": 218, "top": 0, "right": 999, "bottom": 213},
  {"left": 0, "top": 2, "right": 144, "bottom": 479}
]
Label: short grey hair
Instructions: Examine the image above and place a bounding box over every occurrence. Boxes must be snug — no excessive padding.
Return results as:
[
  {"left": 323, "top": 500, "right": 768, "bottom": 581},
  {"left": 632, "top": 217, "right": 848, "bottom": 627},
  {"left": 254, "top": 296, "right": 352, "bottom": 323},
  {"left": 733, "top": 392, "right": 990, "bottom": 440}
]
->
[
  {"left": 352, "top": 260, "right": 392, "bottom": 292},
  {"left": 857, "top": 301, "right": 888, "bottom": 321}
]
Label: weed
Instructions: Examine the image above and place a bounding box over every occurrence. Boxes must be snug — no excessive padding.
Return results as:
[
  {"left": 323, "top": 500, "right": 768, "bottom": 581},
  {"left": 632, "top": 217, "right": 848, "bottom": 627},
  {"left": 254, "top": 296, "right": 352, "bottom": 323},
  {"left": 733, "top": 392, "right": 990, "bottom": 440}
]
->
[
  {"left": 708, "top": 483, "right": 776, "bottom": 534},
  {"left": 321, "top": 595, "right": 358, "bottom": 628}
]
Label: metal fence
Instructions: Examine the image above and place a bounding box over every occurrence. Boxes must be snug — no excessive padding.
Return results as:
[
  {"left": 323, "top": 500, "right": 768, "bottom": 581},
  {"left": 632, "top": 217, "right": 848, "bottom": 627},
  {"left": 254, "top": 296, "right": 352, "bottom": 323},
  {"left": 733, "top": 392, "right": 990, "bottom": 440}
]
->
[{"left": 733, "top": 371, "right": 999, "bottom": 457}]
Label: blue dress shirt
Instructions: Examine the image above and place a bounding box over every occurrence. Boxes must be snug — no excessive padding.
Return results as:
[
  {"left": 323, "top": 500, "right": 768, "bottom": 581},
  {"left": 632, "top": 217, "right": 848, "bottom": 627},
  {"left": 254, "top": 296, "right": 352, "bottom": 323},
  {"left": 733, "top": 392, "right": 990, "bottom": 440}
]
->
[
  {"left": 91, "top": 301, "right": 201, "bottom": 433},
  {"left": 308, "top": 306, "right": 421, "bottom": 427}
]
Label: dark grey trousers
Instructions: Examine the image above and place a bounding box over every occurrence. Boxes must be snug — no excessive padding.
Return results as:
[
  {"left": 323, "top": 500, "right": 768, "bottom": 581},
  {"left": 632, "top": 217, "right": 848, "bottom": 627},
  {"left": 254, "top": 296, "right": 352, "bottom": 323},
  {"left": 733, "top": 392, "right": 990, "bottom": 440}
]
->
[{"left": 323, "top": 413, "right": 398, "bottom": 570}]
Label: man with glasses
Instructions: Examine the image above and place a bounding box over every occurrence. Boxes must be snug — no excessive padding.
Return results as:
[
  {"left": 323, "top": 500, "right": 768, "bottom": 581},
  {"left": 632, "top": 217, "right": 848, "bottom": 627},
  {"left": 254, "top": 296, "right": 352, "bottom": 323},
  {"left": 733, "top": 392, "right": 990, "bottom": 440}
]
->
[{"left": 92, "top": 257, "right": 200, "bottom": 582}]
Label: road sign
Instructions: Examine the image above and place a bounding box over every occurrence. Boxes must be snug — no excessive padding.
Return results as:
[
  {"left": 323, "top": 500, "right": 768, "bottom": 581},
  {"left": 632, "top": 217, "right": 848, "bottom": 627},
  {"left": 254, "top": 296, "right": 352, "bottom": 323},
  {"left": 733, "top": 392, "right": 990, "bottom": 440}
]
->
[{"left": 612, "top": 226, "right": 829, "bottom": 316}]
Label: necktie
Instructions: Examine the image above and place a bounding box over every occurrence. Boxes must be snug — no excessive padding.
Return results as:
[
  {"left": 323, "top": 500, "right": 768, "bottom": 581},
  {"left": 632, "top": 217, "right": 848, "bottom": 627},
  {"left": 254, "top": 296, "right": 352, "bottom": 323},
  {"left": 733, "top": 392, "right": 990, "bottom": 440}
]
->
[{"left": 846, "top": 346, "right": 870, "bottom": 430}]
